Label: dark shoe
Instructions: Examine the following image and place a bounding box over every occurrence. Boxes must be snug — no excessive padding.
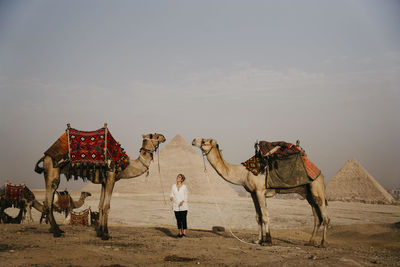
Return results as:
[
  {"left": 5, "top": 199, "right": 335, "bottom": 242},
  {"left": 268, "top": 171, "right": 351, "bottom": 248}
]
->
[{"left": 177, "top": 234, "right": 183, "bottom": 238}]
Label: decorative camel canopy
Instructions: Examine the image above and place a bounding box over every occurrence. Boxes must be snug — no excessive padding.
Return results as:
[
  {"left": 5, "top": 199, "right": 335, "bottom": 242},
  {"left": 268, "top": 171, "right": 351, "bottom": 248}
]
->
[
  {"left": 35, "top": 123, "right": 166, "bottom": 239},
  {"left": 192, "top": 138, "right": 330, "bottom": 247}
]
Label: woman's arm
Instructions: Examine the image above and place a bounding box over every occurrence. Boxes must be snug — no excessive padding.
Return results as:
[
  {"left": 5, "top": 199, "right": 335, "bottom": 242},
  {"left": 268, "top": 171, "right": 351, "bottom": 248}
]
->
[
  {"left": 170, "top": 185, "right": 174, "bottom": 201},
  {"left": 183, "top": 185, "right": 188, "bottom": 203}
]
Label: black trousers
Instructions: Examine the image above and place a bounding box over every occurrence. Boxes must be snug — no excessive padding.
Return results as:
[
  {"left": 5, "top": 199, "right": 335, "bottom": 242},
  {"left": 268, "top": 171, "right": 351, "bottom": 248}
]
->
[{"left": 174, "top": 210, "right": 188, "bottom": 230}]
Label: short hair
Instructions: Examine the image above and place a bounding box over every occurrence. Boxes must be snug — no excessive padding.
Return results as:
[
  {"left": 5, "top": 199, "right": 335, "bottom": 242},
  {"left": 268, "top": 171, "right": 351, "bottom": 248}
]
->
[{"left": 178, "top": 173, "right": 186, "bottom": 181}]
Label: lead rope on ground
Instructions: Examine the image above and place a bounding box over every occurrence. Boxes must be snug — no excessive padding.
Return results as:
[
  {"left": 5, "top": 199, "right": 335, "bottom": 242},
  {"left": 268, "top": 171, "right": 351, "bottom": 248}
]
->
[{"left": 202, "top": 153, "right": 256, "bottom": 246}]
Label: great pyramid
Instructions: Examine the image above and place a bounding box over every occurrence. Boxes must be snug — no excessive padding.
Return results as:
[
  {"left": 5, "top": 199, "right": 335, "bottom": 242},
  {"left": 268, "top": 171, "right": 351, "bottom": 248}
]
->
[
  {"left": 83, "top": 135, "right": 238, "bottom": 197},
  {"left": 326, "top": 158, "right": 394, "bottom": 204}
]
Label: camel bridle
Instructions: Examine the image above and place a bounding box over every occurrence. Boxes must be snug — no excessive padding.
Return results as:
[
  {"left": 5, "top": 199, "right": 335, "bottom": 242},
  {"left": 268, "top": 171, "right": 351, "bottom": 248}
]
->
[
  {"left": 138, "top": 134, "right": 162, "bottom": 168},
  {"left": 200, "top": 139, "right": 214, "bottom": 156}
]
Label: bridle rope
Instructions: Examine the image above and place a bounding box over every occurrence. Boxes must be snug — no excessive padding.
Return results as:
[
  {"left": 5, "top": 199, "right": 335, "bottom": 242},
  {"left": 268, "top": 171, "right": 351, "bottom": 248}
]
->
[
  {"left": 142, "top": 136, "right": 168, "bottom": 206},
  {"left": 201, "top": 143, "right": 256, "bottom": 246}
]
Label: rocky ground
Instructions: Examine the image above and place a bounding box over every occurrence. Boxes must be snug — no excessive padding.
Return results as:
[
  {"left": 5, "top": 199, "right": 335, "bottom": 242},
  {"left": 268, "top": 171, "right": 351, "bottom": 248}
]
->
[{"left": 1, "top": 192, "right": 399, "bottom": 266}]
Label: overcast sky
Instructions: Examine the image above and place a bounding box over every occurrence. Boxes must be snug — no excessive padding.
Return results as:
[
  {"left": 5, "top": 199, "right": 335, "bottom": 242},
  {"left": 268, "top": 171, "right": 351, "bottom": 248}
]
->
[{"left": 0, "top": 0, "right": 399, "bottom": 190}]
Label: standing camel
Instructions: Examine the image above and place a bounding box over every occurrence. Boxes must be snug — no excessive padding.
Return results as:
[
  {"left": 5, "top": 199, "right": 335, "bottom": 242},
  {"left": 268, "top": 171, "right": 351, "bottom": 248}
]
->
[
  {"left": 192, "top": 138, "right": 330, "bottom": 247},
  {"left": 35, "top": 127, "right": 166, "bottom": 239}
]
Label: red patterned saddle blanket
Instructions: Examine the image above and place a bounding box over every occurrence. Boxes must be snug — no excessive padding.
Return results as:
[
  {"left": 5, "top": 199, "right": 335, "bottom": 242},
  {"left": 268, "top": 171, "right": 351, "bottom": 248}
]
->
[
  {"left": 70, "top": 208, "right": 90, "bottom": 226},
  {"left": 45, "top": 125, "right": 130, "bottom": 172},
  {"left": 5, "top": 183, "right": 25, "bottom": 201}
]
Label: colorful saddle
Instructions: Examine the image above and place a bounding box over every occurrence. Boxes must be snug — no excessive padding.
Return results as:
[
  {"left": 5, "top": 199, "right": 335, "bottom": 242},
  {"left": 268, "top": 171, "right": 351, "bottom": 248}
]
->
[
  {"left": 70, "top": 208, "right": 90, "bottom": 226},
  {"left": 242, "top": 141, "right": 321, "bottom": 188},
  {"left": 44, "top": 124, "right": 130, "bottom": 180},
  {"left": 55, "top": 190, "right": 71, "bottom": 209}
]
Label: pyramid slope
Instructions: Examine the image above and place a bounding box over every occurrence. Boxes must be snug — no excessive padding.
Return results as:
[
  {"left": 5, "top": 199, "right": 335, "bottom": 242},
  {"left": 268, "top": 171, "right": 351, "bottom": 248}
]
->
[
  {"left": 326, "top": 158, "right": 394, "bottom": 204},
  {"left": 83, "top": 135, "right": 239, "bottom": 197}
]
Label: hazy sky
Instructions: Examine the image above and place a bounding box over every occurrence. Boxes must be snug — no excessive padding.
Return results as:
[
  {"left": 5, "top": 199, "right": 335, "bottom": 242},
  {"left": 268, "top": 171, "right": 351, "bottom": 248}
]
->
[{"left": 1, "top": 0, "right": 399, "bottom": 190}]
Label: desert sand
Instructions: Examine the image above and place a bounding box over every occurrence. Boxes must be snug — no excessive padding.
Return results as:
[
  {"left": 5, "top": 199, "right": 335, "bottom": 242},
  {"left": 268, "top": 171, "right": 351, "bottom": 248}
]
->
[{"left": 1, "top": 191, "right": 400, "bottom": 266}]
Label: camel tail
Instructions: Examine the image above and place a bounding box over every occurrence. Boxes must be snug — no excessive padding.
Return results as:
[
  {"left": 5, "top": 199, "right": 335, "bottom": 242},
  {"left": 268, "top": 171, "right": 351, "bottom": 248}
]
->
[{"left": 34, "top": 156, "right": 45, "bottom": 174}]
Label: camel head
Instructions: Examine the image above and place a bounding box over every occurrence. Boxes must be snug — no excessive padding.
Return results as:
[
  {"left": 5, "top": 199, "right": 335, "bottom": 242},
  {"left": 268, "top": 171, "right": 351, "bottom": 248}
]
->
[
  {"left": 80, "top": 191, "right": 92, "bottom": 199},
  {"left": 192, "top": 138, "right": 218, "bottom": 155},
  {"left": 141, "top": 133, "right": 166, "bottom": 153}
]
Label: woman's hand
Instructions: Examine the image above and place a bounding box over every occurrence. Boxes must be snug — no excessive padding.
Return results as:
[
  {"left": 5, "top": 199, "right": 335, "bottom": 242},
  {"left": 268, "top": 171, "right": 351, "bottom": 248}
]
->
[
  {"left": 179, "top": 200, "right": 184, "bottom": 206},
  {"left": 170, "top": 197, "right": 173, "bottom": 201}
]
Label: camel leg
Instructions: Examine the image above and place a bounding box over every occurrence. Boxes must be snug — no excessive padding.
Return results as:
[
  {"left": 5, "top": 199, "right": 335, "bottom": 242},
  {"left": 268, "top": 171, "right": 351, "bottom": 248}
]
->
[
  {"left": 257, "top": 190, "right": 272, "bottom": 245},
  {"left": 99, "top": 172, "right": 115, "bottom": 240},
  {"left": 96, "top": 182, "right": 106, "bottom": 237},
  {"left": 305, "top": 194, "right": 321, "bottom": 246},
  {"left": 309, "top": 175, "right": 330, "bottom": 248},
  {"left": 43, "top": 157, "right": 63, "bottom": 237},
  {"left": 251, "top": 191, "right": 271, "bottom": 245},
  {"left": 250, "top": 192, "right": 262, "bottom": 243},
  {"left": 25, "top": 202, "right": 34, "bottom": 223}
]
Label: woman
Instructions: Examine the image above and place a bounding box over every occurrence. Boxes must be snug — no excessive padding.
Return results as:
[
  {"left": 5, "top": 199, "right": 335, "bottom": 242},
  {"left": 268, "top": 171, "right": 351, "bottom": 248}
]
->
[{"left": 170, "top": 173, "right": 188, "bottom": 238}]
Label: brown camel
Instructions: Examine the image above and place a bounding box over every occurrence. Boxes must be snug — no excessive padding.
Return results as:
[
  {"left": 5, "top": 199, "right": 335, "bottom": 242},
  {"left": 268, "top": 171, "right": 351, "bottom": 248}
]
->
[
  {"left": 40, "top": 191, "right": 92, "bottom": 223},
  {"left": 35, "top": 130, "right": 166, "bottom": 239},
  {"left": 0, "top": 183, "right": 44, "bottom": 224},
  {"left": 192, "top": 138, "right": 330, "bottom": 247}
]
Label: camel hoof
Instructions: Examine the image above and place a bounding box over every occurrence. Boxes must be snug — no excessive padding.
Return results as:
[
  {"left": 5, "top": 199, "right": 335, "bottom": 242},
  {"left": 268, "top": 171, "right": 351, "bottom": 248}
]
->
[
  {"left": 258, "top": 240, "right": 272, "bottom": 246},
  {"left": 305, "top": 241, "right": 318, "bottom": 247},
  {"left": 319, "top": 241, "right": 328, "bottom": 248},
  {"left": 53, "top": 231, "right": 62, "bottom": 238},
  {"left": 101, "top": 234, "right": 110, "bottom": 240}
]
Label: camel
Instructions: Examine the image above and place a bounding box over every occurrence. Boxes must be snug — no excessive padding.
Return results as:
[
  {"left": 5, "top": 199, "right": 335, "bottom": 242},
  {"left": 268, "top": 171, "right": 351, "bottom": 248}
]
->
[
  {"left": 35, "top": 130, "right": 166, "bottom": 239},
  {"left": 0, "top": 183, "right": 44, "bottom": 224},
  {"left": 192, "top": 138, "right": 330, "bottom": 247},
  {"left": 40, "top": 191, "right": 92, "bottom": 223}
]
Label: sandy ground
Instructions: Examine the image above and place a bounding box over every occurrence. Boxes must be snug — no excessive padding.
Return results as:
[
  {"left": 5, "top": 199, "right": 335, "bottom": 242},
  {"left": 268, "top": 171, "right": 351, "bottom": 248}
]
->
[{"left": 1, "top": 191, "right": 400, "bottom": 266}]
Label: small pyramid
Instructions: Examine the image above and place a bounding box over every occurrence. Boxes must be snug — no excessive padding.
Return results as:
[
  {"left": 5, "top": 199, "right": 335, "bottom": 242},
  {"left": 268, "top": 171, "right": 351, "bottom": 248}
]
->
[
  {"left": 83, "top": 135, "right": 238, "bottom": 197},
  {"left": 326, "top": 158, "right": 394, "bottom": 204}
]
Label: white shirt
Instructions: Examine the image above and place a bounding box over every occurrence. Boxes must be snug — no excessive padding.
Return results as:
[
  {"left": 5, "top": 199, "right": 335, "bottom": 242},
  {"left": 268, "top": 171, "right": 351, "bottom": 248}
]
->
[{"left": 170, "top": 184, "right": 188, "bottom": 211}]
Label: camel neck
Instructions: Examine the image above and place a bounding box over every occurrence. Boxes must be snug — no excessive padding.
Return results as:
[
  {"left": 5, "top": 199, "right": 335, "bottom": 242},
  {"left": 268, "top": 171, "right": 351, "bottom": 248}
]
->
[
  {"left": 117, "top": 150, "right": 152, "bottom": 179},
  {"left": 206, "top": 146, "right": 246, "bottom": 186}
]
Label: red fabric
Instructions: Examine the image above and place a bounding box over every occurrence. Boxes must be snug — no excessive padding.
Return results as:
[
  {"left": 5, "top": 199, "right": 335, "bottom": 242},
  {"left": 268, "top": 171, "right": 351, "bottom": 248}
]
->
[
  {"left": 68, "top": 128, "right": 129, "bottom": 170},
  {"left": 70, "top": 209, "right": 90, "bottom": 226},
  {"left": 302, "top": 154, "right": 321, "bottom": 180},
  {"left": 258, "top": 141, "right": 302, "bottom": 159},
  {"left": 56, "top": 193, "right": 71, "bottom": 209},
  {"left": 5, "top": 184, "right": 24, "bottom": 201},
  {"left": 69, "top": 128, "right": 106, "bottom": 163}
]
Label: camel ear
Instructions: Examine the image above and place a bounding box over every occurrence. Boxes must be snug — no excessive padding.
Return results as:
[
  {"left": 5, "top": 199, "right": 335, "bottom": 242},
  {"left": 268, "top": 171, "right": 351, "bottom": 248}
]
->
[
  {"left": 142, "top": 134, "right": 145, "bottom": 138},
  {"left": 211, "top": 139, "right": 217, "bottom": 146}
]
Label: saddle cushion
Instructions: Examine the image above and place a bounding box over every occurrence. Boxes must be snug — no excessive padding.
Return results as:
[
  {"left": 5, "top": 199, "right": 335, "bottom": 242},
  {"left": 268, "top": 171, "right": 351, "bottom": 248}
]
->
[
  {"left": 5, "top": 184, "right": 24, "bottom": 201},
  {"left": 258, "top": 141, "right": 302, "bottom": 159},
  {"left": 70, "top": 209, "right": 90, "bottom": 226},
  {"left": 55, "top": 191, "right": 71, "bottom": 209}
]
